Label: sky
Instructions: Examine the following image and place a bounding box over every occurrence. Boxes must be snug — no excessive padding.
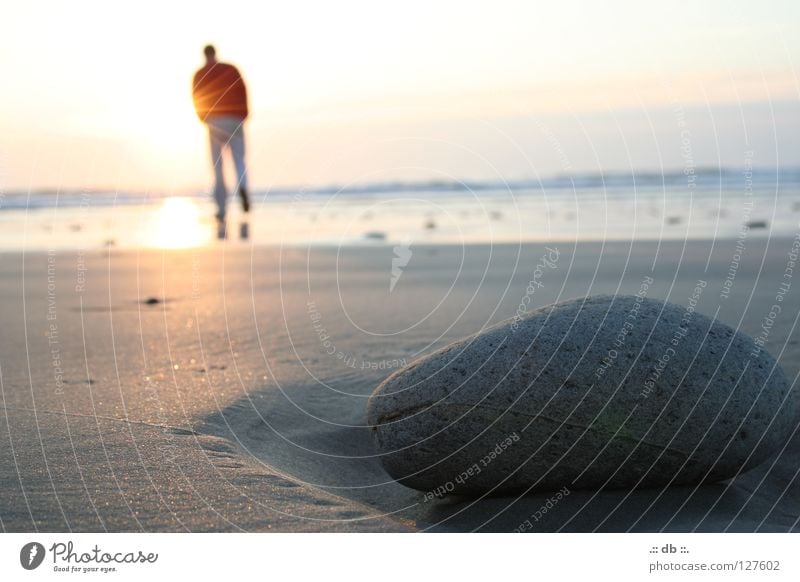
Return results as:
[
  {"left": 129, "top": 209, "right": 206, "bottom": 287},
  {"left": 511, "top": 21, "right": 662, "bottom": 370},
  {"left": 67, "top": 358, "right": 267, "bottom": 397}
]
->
[{"left": 0, "top": 0, "right": 798, "bottom": 193}]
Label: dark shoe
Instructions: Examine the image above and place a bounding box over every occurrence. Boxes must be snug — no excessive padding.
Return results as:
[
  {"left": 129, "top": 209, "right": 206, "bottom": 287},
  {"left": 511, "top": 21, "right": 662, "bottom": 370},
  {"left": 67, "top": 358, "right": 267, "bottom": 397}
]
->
[
  {"left": 216, "top": 217, "right": 227, "bottom": 240},
  {"left": 239, "top": 187, "right": 250, "bottom": 213}
]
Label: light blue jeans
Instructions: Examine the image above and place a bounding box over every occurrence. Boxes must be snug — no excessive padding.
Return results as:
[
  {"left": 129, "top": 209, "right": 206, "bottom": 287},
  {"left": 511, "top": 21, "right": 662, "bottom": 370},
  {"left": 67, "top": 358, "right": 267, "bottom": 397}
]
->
[{"left": 207, "top": 115, "right": 247, "bottom": 219}]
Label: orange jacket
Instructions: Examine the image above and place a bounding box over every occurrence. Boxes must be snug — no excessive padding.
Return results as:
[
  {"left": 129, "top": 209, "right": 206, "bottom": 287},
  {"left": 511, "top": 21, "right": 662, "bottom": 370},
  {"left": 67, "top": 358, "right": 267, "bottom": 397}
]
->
[{"left": 192, "top": 62, "right": 248, "bottom": 121}]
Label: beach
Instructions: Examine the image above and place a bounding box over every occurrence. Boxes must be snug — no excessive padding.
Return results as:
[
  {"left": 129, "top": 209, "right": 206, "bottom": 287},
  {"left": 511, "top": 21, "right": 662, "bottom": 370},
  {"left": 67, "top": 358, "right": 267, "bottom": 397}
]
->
[{"left": 2, "top": 237, "right": 799, "bottom": 532}]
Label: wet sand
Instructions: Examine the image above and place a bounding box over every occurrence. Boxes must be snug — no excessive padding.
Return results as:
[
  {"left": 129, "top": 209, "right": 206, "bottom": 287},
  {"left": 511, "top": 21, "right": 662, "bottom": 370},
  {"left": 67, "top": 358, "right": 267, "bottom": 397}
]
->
[{"left": 1, "top": 238, "right": 799, "bottom": 531}]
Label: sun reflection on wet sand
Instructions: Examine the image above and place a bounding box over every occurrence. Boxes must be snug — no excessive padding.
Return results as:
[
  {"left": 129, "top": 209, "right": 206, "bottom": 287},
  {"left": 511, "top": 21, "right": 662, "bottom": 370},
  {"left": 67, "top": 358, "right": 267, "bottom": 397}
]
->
[{"left": 147, "top": 197, "right": 212, "bottom": 249}]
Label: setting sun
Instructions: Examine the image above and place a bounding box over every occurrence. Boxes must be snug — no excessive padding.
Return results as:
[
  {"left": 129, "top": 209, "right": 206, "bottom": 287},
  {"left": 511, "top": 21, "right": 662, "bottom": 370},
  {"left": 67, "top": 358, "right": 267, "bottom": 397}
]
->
[{"left": 147, "top": 197, "right": 211, "bottom": 248}]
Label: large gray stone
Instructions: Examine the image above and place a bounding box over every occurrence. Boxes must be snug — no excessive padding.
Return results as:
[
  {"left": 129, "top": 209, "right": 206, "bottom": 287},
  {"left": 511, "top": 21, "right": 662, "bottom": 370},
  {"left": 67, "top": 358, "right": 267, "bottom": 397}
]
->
[{"left": 367, "top": 295, "right": 798, "bottom": 495}]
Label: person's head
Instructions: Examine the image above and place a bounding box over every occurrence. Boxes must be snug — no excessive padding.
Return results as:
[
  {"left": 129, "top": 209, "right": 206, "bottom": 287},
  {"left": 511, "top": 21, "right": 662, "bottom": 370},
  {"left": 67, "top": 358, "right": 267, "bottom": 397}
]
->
[{"left": 203, "top": 44, "right": 217, "bottom": 64}]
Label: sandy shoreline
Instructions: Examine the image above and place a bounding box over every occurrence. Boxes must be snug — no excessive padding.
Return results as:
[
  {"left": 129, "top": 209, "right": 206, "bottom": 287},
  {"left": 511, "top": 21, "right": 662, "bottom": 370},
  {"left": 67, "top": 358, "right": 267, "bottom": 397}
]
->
[{"left": 1, "top": 239, "right": 799, "bottom": 532}]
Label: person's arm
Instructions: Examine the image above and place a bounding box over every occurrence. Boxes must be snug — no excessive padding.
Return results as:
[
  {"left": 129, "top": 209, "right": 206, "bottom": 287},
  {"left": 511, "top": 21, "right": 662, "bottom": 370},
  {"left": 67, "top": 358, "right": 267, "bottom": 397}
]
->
[
  {"left": 241, "top": 76, "right": 248, "bottom": 116},
  {"left": 191, "top": 70, "right": 206, "bottom": 121},
  {"left": 232, "top": 66, "right": 249, "bottom": 120}
]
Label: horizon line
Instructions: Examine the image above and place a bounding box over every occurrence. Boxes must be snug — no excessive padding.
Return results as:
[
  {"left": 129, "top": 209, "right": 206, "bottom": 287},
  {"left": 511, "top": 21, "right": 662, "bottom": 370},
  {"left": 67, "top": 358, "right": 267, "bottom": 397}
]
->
[{"left": 10, "top": 165, "right": 800, "bottom": 198}]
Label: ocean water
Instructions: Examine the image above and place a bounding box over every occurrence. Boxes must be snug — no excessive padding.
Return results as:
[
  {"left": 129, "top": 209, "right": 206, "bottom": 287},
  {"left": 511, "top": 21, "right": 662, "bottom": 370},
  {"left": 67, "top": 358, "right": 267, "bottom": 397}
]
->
[{"left": 2, "top": 169, "right": 799, "bottom": 251}]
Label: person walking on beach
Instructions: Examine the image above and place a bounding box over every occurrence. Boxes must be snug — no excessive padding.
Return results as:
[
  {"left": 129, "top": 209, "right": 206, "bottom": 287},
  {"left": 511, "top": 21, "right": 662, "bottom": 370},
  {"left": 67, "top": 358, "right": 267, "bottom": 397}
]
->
[{"left": 192, "top": 44, "right": 250, "bottom": 237}]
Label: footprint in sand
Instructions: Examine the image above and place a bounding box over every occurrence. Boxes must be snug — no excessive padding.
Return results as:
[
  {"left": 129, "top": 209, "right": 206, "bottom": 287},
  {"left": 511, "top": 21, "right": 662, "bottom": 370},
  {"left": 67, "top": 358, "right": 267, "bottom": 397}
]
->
[{"left": 260, "top": 474, "right": 301, "bottom": 488}]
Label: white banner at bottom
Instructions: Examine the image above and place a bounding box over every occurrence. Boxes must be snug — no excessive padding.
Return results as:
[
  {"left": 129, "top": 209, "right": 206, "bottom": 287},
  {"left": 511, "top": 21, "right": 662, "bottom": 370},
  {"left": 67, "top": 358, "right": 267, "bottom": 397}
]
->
[{"left": 0, "top": 533, "right": 796, "bottom": 581}]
